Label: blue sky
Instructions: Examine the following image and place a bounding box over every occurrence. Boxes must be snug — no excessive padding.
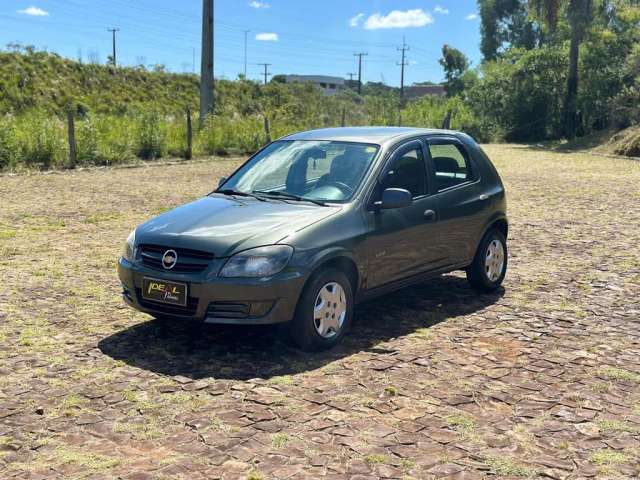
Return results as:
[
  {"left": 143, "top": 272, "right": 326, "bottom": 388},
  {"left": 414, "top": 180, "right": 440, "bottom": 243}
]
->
[{"left": 1, "top": 1, "right": 481, "bottom": 86}]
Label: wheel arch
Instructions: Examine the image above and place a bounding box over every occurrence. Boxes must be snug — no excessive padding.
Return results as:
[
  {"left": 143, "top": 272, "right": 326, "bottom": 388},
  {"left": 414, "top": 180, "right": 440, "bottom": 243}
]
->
[
  {"left": 489, "top": 217, "right": 508, "bottom": 239},
  {"left": 305, "top": 249, "right": 360, "bottom": 297},
  {"left": 471, "top": 214, "right": 508, "bottom": 264}
]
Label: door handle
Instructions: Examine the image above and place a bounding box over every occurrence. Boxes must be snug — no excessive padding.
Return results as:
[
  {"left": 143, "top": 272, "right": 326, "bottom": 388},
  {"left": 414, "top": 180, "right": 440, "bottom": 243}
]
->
[
  {"left": 423, "top": 210, "right": 436, "bottom": 222},
  {"left": 479, "top": 194, "right": 489, "bottom": 201}
]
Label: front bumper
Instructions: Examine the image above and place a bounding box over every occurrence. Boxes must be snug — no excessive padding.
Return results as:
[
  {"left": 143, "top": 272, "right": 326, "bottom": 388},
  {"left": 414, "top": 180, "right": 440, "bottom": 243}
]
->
[{"left": 117, "top": 257, "right": 306, "bottom": 325}]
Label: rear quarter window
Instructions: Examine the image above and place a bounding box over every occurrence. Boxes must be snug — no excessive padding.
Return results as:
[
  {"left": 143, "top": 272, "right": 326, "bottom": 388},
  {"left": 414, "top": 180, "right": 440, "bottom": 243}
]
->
[{"left": 429, "top": 143, "right": 474, "bottom": 191}]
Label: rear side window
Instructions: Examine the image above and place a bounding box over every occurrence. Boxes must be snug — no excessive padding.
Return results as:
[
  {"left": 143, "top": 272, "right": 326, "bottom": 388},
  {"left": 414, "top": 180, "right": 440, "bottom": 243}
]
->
[{"left": 429, "top": 143, "right": 473, "bottom": 191}]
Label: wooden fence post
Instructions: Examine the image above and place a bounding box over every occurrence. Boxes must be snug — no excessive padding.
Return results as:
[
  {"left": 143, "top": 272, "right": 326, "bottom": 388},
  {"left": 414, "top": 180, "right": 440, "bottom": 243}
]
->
[
  {"left": 67, "top": 108, "right": 77, "bottom": 169},
  {"left": 186, "top": 107, "right": 193, "bottom": 160},
  {"left": 341, "top": 106, "right": 346, "bottom": 127},
  {"left": 441, "top": 110, "right": 452, "bottom": 130},
  {"left": 264, "top": 116, "right": 272, "bottom": 145}
]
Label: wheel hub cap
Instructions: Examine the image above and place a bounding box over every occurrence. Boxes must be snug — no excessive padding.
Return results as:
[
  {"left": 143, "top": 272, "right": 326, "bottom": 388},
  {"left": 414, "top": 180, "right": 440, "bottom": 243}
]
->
[
  {"left": 485, "top": 239, "right": 505, "bottom": 282},
  {"left": 313, "top": 282, "right": 347, "bottom": 339}
]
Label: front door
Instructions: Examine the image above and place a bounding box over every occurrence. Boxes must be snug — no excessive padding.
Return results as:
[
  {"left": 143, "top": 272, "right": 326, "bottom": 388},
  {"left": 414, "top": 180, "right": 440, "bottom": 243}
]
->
[{"left": 365, "top": 140, "right": 448, "bottom": 289}]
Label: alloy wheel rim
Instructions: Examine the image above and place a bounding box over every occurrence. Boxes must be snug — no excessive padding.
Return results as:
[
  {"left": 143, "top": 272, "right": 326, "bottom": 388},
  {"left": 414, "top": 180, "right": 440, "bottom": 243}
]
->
[
  {"left": 313, "top": 282, "right": 347, "bottom": 339},
  {"left": 485, "top": 239, "right": 505, "bottom": 282}
]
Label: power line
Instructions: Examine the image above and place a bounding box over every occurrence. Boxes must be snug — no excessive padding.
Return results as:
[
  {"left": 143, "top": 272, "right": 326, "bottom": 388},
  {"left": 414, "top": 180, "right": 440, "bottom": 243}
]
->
[
  {"left": 258, "top": 63, "right": 272, "bottom": 85},
  {"left": 107, "top": 27, "right": 119, "bottom": 66},
  {"left": 354, "top": 52, "right": 368, "bottom": 94}
]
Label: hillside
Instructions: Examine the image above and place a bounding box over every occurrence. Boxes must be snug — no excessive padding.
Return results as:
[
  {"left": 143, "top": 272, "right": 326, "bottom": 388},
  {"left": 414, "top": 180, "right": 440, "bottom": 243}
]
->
[{"left": 0, "top": 47, "right": 199, "bottom": 114}]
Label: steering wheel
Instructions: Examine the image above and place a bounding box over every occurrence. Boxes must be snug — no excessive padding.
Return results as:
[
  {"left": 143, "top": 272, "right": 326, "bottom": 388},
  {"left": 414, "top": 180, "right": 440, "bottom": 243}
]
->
[{"left": 322, "top": 181, "right": 354, "bottom": 195}]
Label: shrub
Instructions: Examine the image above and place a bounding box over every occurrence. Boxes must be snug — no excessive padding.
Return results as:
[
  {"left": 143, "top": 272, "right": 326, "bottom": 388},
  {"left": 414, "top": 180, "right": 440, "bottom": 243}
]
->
[
  {"left": 0, "top": 115, "right": 18, "bottom": 169},
  {"left": 95, "top": 115, "right": 135, "bottom": 165},
  {"left": 135, "top": 110, "right": 167, "bottom": 160},
  {"left": 14, "top": 111, "right": 66, "bottom": 168},
  {"left": 76, "top": 115, "right": 99, "bottom": 165}
]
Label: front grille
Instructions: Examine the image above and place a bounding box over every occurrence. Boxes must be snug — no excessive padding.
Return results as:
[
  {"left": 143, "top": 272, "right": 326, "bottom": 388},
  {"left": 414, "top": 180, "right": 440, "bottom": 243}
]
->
[
  {"left": 136, "top": 288, "right": 199, "bottom": 316},
  {"left": 207, "top": 302, "right": 250, "bottom": 319},
  {"left": 139, "top": 244, "right": 214, "bottom": 273}
]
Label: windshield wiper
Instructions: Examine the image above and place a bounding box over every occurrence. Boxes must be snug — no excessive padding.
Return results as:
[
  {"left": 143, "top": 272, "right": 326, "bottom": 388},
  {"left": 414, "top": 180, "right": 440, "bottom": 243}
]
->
[
  {"left": 252, "top": 190, "right": 326, "bottom": 206},
  {"left": 216, "top": 189, "right": 266, "bottom": 202}
]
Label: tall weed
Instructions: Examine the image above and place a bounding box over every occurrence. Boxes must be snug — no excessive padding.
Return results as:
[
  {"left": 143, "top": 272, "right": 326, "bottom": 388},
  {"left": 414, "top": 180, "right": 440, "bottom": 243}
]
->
[
  {"left": 135, "top": 110, "right": 167, "bottom": 159},
  {"left": 14, "top": 111, "right": 66, "bottom": 169}
]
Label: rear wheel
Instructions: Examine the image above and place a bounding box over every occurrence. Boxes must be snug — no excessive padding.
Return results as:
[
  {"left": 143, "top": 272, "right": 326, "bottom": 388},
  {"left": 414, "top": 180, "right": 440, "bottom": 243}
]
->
[
  {"left": 289, "top": 268, "right": 353, "bottom": 351},
  {"left": 466, "top": 229, "right": 507, "bottom": 292}
]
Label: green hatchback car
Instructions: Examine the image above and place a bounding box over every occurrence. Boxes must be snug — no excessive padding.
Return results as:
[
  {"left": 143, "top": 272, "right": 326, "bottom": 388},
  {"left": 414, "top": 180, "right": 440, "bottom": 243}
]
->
[{"left": 118, "top": 127, "right": 508, "bottom": 350}]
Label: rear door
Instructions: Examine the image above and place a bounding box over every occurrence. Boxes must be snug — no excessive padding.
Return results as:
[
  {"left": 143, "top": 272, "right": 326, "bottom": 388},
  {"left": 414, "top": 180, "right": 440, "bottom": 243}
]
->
[
  {"left": 364, "top": 140, "right": 447, "bottom": 289},
  {"left": 426, "top": 136, "right": 486, "bottom": 266}
]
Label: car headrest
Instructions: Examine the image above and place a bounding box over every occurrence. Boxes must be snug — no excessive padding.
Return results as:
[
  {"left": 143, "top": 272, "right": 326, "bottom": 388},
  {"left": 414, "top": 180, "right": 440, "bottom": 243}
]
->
[{"left": 433, "top": 156, "right": 460, "bottom": 173}]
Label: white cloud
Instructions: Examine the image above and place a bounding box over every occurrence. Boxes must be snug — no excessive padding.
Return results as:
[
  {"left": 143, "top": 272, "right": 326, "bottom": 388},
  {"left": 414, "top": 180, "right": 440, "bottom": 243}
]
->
[
  {"left": 17, "top": 6, "right": 49, "bottom": 16},
  {"left": 349, "top": 13, "right": 365, "bottom": 27},
  {"left": 364, "top": 9, "right": 434, "bottom": 30},
  {"left": 255, "top": 32, "right": 278, "bottom": 41},
  {"left": 249, "top": 1, "right": 270, "bottom": 8},
  {"left": 434, "top": 6, "right": 449, "bottom": 15},
  {"left": 465, "top": 13, "right": 478, "bottom": 20}
]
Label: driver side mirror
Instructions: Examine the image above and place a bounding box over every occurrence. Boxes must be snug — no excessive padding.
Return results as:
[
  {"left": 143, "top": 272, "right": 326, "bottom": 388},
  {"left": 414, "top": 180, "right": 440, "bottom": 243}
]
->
[
  {"left": 376, "top": 188, "right": 412, "bottom": 210},
  {"left": 217, "top": 176, "right": 227, "bottom": 188}
]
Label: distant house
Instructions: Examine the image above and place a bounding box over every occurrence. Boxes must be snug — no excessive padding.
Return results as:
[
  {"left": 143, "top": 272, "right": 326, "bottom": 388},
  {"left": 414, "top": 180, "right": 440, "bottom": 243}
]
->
[
  {"left": 404, "top": 84, "right": 446, "bottom": 100},
  {"left": 284, "top": 75, "right": 345, "bottom": 95}
]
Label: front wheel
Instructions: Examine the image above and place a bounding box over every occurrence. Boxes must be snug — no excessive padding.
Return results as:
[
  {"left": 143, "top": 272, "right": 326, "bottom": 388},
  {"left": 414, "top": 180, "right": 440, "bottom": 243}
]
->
[
  {"left": 466, "top": 229, "right": 507, "bottom": 292},
  {"left": 289, "top": 268, "right": 353, "bottom": 351}
]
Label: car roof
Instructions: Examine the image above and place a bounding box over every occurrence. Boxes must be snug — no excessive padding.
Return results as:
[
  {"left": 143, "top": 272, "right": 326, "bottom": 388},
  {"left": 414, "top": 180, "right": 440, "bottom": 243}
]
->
[{"left": 281, "top": 127, "right": 460, "bottom": 146}]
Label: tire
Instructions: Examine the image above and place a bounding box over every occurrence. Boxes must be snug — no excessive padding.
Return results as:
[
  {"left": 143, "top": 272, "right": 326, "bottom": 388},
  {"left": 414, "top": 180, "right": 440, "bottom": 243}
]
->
[
  {"left": 289, "top": 268, "right": 354, "bottom": 351},
  {"left": 466, "top": 229, "right": 507, "bottom": 292}
]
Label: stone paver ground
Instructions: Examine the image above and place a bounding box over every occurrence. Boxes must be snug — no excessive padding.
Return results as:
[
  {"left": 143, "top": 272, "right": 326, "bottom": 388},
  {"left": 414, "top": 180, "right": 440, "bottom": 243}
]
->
[{"left": 0, "top": 145, "right": 639, "bottom": 479}]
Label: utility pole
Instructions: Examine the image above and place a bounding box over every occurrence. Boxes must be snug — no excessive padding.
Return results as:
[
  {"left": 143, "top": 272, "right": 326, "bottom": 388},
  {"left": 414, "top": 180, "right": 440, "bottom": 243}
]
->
[
  {"left": 346, "top": 72, "right": 356, "bottom": 81},
  {"left": 258, "top": 63, "right": 272, "bottom": 85},
  {"left": 243, "top": 30, "right": 250, "bottom": 78},
  {"left": 199, "top": 0, "right": 214, "bottom": 128},
  {"left": 397, "top": 37, "right": 409, "bottom": 99},
  {"left": 107, "top": 28, "right": 119, "bottom": 66},
  {"left": 354, "top": 52, "right": 368, "bottom": 94}
]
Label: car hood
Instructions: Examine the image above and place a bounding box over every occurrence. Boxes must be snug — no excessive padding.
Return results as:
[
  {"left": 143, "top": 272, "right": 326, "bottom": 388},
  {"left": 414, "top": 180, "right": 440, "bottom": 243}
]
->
[{"left": 135, "top": 195, "right": 340, "bottom": 257}]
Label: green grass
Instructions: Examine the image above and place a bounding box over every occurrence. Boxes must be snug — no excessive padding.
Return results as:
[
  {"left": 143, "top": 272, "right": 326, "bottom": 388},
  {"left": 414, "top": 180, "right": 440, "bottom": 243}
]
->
[
  {"left": 446, "top": 413, "right": 480, "bottom": 442},
  {"left": 598, "top": 366, "right": 640, "bottom": 383},
  {"left": 53, "top": 446, "right": 120, "bottom": 471},
  {"left": 590, "top": 449, "right": 628, "bottom": 466},
  {"left": 271, "top": 433, "right": 290, "bottom": 448},
  {"left": 364, "top": 454, "right": 388, "bottom": 465},
  {"left": 384, "top": 386, "right": 398, "bottom": 396},
  {"left": 268, "top": 375, "right": 294, "bottom": 386},
  {"left": 0, "top": 229, "right": 16, "bottom": 239},
  {"left": 597, "top": 419, "right": 638, "bottom": 434},
  {"left": 485, "top": 456, "right": 537, "bottom": 477}
]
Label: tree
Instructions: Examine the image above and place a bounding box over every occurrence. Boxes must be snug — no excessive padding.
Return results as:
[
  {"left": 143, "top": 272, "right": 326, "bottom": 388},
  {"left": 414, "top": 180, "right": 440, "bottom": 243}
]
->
[
  {"left": 530, "top": 0, "right": 593, "bottom": 138},
  {"left": 439, "top": 45, "right": 470, "bottom": 97},
  {"left": 479, "top": 0, "right": 540, "bottom": 60}
]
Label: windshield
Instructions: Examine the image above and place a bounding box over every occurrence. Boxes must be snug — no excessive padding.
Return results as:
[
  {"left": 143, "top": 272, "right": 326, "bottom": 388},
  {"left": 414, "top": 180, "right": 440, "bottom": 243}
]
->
[{"left": 220, "top": 140, "right": 379, "bottom": 203}]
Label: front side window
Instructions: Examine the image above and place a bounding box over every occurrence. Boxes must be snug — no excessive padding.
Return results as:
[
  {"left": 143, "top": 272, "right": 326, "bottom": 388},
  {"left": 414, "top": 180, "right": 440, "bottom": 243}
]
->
[
  {"left": 381, "top": 146, "right": 427, "bottom": 198},
  {"left": 221, "top": 140, "right": 379, "bottom": 203},
  {"left": 429, "top": 142, "right": 472, "bottom": 191}
]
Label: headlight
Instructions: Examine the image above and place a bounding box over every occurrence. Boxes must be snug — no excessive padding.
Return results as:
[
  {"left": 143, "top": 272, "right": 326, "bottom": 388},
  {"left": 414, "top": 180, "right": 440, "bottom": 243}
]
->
[
  {"left": 122, "top": 229, "right": 136, "bottom": 261},
  {"left": 220, "top": 245, "right": 293, "bottom": 278}
]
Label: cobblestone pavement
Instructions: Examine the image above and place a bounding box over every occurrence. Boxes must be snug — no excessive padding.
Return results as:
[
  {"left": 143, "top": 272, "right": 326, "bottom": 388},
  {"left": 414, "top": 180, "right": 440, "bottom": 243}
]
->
[{"left": 0, "top": 146, "right": 639, "bottom": 479}]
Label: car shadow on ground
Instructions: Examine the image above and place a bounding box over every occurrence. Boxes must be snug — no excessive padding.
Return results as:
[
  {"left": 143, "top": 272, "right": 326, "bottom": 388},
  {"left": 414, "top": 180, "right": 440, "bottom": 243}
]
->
[{"left": 99, "top": 275, "right": 504, "bottom": 381}]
